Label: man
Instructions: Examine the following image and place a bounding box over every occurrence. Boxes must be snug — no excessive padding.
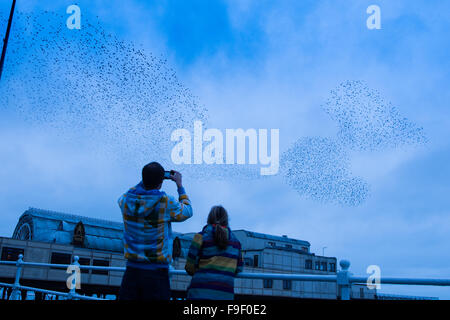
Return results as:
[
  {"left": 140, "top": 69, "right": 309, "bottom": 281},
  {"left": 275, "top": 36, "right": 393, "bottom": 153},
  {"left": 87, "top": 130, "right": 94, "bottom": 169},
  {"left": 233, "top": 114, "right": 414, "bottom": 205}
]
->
[{"left": 118, "top": 162, "right": 193, "bottom": 300}]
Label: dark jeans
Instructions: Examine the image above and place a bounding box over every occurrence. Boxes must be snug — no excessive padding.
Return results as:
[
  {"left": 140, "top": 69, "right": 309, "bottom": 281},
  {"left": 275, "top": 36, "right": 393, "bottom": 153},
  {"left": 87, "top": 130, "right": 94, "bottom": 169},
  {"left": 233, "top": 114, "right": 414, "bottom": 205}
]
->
[{"left": 119, "top": 266, "right": 170, "bottom": 300}]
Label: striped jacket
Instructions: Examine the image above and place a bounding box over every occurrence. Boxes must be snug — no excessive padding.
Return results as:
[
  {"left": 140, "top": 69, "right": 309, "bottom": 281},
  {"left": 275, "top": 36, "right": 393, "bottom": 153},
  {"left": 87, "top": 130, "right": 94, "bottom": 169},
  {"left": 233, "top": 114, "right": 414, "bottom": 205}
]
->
[
  {"left": 185, "top": 224, "right": 243, "bottom": 300},
  {"left": 118, "top": 182, "right": 193, "bottom": 267}
]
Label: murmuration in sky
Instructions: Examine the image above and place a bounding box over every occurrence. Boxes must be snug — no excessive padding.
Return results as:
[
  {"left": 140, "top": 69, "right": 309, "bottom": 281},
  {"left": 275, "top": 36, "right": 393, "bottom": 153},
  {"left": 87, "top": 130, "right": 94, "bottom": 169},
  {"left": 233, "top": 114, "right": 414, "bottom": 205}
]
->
[
  {"left": 323, "top": 80, "right": 428, "bottom": 151},
  {"left": 281, "top": 80, "right": 427, "bottom": 206},
  {"left": 0, "top": 12, "right": 427, "bottom": 199},
  {"left": 0, "top": 12, "right": 264, "bottom": 180},
  {"left": 281, "top": 137, "right": 370, "bottom": 206}
]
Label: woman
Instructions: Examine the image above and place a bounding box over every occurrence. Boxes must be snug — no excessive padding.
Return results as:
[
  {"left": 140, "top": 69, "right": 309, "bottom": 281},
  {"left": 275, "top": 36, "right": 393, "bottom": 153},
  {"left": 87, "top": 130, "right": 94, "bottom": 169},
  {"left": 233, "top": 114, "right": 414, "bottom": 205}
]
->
[{"left": 185, "top": 205, "right": 243, "bottom": 300}]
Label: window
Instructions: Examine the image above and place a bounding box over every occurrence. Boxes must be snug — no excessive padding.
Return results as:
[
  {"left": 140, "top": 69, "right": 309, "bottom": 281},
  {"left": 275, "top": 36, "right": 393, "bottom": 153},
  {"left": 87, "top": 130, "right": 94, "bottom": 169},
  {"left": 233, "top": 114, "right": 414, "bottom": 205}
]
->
[
  {"left": 329, "top": 263, "right": 336, "bottom": 272},
  {"left": 315, "top": 261, "right": 320, "bottom": 270},
  {"left": 16, "top": 224, "right": 31, "bottom": 240},
  {"left": 267, "top": 241, "right": 275, "bottom": 247},
  {"left": 305, "top": 259, "right": 312, "bottom": 269},
  {"left": 50, "top": 252, "right": 72, "bottom": 269},
  {"left": 283, "top": 280, "right": 292, "bottom": 290},
  {"left": 172, "top": 237, "right": 181, "bottom": 258},
  {"left": 253, "top": 255, "right": 259, "bottom": 268},
  {"left": 78, "top": 257, "right": 91, "bottom": 274},
  {"left": 1, "top": 247, "right": 24, "bottom": 261},
  {"left": 92, "top": 259, "right": 109, "bottom": 275},
  {"left": 244, "top": 258, "right": 253, "bottom": 266},
  {"left": 360, "top": 287, "right": 365, "bottom": 299},
  {"left": 320, "top": 262, "right": 328, "bottom": 271},
  {"left": 285, "top": 244, "right": 292, "bottom": 249},
  {"left": 263, "top": 279, "right": 273, "bottom": 289},
  {"left": 72, "top": 221, "right": 85, "bottom": 247}
]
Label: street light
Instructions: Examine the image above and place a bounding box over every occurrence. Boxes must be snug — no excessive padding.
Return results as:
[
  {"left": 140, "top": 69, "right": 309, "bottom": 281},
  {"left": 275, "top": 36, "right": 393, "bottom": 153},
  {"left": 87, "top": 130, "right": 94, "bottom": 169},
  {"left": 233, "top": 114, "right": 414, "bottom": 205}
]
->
[
  {"left": 322, "top": 246, "right": 327, "bottom": 256},
  {"left": 0, "top": 0, "right": 17, "bottom": 80}
]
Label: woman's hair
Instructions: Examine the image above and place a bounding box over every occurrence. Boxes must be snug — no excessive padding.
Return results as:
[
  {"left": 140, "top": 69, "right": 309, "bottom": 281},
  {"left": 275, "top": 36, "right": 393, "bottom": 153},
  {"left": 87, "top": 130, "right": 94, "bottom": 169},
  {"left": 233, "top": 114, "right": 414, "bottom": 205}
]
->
[{"left": 207, "top": 205, "right": 229, "bottom": 250}]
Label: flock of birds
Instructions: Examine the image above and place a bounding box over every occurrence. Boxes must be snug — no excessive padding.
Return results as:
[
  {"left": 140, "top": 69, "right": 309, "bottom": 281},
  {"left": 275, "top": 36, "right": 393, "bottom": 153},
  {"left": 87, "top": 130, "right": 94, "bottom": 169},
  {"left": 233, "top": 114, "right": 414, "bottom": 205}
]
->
[
  {"left": 281, "top": 80, "right": 427, "bottom": 205},
  {"left": 323, "top": 80, "right": 427, "bottom": 152},
  {"left": 0, "top": 12, "right": 427, "bottom": 206},
  {"left": 0, "top": 11, "right": 207, "bottom": 168}
]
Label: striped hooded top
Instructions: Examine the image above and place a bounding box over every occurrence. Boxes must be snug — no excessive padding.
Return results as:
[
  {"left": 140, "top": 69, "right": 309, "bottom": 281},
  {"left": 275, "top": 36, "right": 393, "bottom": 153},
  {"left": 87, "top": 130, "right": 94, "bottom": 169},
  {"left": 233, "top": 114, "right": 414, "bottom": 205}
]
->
[
  {"left": 185, "top": 224, "right": 243, "bottom": 300},
  {"left": 118, "top": 182, "right": 193, "bottom": 268}
]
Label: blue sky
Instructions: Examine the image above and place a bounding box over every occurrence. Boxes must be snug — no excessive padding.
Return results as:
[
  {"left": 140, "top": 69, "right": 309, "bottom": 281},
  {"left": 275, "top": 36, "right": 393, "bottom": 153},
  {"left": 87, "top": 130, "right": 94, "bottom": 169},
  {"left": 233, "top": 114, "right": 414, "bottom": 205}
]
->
[{"left": 0, "top": 0, "right": 450, "bottom": 298}]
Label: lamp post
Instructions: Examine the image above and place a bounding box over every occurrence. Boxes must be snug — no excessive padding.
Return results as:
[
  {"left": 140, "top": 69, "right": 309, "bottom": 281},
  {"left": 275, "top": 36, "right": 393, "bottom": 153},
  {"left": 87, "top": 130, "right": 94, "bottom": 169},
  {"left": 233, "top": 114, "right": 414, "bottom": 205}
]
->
[
  {"left": 0, "top": 0, "right": 17, "bottom": 80},
  {"left": 322, "top": 246, "right": 327, "bottom": 256}
]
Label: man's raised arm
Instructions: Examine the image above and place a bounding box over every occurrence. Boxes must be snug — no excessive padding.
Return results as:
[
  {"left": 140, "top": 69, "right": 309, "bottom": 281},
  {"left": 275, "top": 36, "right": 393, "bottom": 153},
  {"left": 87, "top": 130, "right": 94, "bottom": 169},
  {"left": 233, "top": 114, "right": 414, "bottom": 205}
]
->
[{"left": 167, "top": 171, "right": 193, "bottom": 222}]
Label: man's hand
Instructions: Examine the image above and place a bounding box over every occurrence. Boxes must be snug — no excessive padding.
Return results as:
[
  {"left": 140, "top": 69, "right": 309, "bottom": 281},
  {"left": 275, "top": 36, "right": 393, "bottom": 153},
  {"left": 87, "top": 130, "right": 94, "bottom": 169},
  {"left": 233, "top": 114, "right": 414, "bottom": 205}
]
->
[{"left": 170, "top": 170, "right": 183, "bottom": 188}]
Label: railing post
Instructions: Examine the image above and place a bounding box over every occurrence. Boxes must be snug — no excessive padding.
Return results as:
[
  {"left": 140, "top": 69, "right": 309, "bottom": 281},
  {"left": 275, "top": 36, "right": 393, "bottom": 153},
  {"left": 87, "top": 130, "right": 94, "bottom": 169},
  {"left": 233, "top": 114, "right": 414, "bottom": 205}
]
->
[
  {"left": 10, "top": 254, "right": 23, "bottom": 300},
  {"left": 337, "top": 259, "right": 352, "bottom": 300},
  {"left": 67, "top": 256, "right": 80, "bottom": 300},
  {"left": 169, "top": 264, "right": 175, "bottom": 280}
]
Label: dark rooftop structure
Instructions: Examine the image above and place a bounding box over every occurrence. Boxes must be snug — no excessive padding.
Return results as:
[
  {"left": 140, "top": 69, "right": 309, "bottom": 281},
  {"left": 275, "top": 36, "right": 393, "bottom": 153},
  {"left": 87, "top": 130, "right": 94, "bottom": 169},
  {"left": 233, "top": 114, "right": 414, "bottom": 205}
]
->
[{"left": 12, "top": 208, "right": 124, "bottom": 252}]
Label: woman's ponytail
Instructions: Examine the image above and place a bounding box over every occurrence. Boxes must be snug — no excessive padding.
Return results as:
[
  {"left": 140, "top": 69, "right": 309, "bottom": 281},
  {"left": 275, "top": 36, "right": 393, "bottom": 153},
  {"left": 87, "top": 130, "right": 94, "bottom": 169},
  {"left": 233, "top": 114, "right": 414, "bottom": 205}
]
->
[
  {"left": 207, "top": 206, "right": 229, "bottom": 250},
  {"left": 214, "top": 224, "right": 229, "bottom": 250}
]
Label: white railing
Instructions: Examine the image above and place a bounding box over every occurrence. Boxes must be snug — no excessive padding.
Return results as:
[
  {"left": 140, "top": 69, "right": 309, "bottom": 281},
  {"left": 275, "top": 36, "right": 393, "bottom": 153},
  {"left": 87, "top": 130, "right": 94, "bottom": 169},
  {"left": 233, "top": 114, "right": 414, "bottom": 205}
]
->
[{"left": 1, "top": 255, "right": 449, "bottom": 300}]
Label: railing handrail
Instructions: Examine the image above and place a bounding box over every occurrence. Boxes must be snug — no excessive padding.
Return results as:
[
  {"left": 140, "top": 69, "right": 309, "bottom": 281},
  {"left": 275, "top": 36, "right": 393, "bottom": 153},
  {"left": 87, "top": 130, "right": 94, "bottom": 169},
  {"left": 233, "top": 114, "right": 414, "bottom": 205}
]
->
[
  {"left": 349, "top": 276, "right": 450, "bottom": 286},
  {"left": 1, "top": 256, "right": 449, "bottom": 300},
  {"left": 0, "top": 282, "right": 104, "bottom": 300},
  {"left": 2, "top": 258, "right": 449, "bottom": 285}
]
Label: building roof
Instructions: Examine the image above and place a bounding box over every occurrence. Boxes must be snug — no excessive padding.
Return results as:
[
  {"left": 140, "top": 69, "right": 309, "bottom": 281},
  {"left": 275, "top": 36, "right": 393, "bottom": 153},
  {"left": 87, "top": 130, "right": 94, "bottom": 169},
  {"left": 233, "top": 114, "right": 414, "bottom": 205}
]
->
[
  {"left": 22, "top": 207, "right": 124, "bottom": 230},
  {"left": 233, "top": 229, "right": 311, "bottom": 247},
  {"left": 12, "top": 208, "right": 312, "bottom": 255},
  {"left": 12, "top": 208, "right": 187, "bottom": 253},
  {"left": 13, "top": 208, "right": 124, "bottom": 252}
]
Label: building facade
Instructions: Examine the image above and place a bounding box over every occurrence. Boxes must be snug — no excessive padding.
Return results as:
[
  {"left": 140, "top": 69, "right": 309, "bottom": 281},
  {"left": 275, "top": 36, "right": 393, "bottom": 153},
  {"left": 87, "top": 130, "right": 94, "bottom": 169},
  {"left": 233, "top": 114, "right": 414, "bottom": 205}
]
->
[{"left": 0, "top": 208, "right": 376, "bottom": 299}]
